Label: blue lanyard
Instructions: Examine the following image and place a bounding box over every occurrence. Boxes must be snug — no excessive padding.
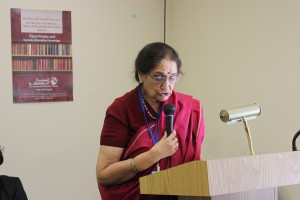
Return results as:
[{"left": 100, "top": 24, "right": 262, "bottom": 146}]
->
[{"left": 138, "top": 86, "right": 162, "bottom": 145}]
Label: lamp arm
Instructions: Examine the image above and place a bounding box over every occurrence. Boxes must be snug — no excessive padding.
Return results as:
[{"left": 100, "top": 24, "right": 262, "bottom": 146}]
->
[{"left": 242, "top": 117, "right": 255, "bottom": 156}]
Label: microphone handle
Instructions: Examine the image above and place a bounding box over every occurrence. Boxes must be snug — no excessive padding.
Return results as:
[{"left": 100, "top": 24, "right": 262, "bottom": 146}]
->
[
  {"left": 166, "top": 115, "right": 173, "bottom": 136},
  {"left": 165, "top": 114, "right": 174, "bottom": 168}
]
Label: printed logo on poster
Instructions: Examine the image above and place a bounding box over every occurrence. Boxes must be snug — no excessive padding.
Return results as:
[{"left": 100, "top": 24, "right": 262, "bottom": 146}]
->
[{"left": 29, "top": 77, "right": 59, "bottom": 89}]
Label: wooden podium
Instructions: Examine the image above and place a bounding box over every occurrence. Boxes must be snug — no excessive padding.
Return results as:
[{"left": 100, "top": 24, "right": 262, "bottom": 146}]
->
[{"left": 140, "top": 151, "right": 300, "bottom": 200}]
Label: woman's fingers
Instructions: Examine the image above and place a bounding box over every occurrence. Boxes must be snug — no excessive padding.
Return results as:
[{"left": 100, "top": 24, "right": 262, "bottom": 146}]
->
[{"left": 165, "top": 131, "right": 179, "bottom": 152}]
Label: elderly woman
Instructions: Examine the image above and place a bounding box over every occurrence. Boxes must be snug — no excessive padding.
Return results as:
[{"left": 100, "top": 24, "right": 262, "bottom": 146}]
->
[{"left": 96, "top": 42, "right": 205, "bottom": 200}]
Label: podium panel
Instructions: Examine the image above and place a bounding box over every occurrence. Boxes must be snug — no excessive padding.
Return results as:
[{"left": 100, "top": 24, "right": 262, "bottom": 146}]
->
[{"left": 179, "top": 188, "right": 277, "bottom": 200}]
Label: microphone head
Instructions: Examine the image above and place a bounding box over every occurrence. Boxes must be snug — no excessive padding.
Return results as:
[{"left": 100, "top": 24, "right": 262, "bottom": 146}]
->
[{"left": 163, "top": 103, "right": 175, "bottom": 115}]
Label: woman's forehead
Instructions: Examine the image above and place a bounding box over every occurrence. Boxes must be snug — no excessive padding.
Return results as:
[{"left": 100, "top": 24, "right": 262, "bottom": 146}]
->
[{"left": 151, "top": 59, "right": 177, "bottom": 74}]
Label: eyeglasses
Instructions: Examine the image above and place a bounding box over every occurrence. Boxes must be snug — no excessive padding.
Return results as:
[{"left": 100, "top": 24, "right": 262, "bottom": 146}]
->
[{"left": 148, "top": 73, "right": 179, "bottom": 84}]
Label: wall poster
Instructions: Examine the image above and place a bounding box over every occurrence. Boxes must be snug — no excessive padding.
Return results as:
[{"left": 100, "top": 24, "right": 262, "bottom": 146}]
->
[{"left": 11, "top": 8, "right": 73, "bottom": 103}]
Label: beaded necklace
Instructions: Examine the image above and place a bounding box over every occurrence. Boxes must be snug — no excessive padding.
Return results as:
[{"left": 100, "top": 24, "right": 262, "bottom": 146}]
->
[{"left": 141, "top": 97, "right": 156, "bottom": 120}]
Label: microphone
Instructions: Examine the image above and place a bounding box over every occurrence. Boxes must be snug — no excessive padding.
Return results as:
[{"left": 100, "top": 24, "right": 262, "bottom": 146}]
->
[
  {"left": 292, "top": 130, "right": 300, "bottom": 151},
  {"left": 163, "top": 103, "right": 175, "bottom": 136}
]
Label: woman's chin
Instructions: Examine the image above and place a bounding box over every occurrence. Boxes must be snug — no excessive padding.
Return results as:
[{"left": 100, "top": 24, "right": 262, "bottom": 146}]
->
[{"left": 157, "top": 95, "right": 170, "bottom": 102}]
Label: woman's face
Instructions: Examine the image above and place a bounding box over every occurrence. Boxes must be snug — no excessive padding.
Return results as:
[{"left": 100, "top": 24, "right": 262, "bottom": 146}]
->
[{"left": 139, "top": 59, "right": 178, "bottom": 103}]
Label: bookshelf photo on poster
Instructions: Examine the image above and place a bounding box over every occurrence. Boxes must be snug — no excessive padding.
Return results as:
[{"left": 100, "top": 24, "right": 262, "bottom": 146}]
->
[{"left": 11, "top": 8, "right": 73, "bottom": 103}]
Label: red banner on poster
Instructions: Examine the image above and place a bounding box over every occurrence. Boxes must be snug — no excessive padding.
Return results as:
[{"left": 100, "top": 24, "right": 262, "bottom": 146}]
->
[{"left": 11, "top": 8, "right": 73, "bottom": 103}]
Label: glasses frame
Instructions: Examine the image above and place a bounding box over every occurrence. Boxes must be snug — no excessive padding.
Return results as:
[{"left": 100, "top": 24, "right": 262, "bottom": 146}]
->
[{"left": 147, "top": 73, "right": 179, "bottom": 84}]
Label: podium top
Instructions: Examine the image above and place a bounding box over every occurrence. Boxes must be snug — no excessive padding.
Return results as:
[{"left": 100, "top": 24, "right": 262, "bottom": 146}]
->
[{"left": 139, "top": 151, "right": 300, "bottom": 197}]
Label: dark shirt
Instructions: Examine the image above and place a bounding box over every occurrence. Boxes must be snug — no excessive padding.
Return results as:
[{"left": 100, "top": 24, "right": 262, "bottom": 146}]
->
[{"left": 0, "top": 176, "right": 28, "bottom": 200}]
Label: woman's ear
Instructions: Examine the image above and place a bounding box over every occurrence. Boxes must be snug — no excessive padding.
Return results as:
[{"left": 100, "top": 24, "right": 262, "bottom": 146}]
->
[{"left": 138, "top": 73, "right": 144, "bottom": 84}]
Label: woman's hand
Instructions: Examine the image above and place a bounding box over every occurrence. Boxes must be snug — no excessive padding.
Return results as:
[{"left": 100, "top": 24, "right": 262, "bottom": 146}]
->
[{"left": 150, "top": 131, "right": 179, "bottom": 160}]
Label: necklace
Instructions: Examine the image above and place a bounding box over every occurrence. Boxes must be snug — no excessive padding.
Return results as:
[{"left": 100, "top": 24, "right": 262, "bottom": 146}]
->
[{"left": 141, "top": 97, "right": 157, "bottom": 120}]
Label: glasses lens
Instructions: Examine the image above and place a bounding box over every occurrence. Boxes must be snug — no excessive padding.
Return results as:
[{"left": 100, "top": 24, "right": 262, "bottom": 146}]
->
[
  {"left": 153, "top": 76, "right": 166, "bottom": 83},
  {"left": 169, "top": 75, "right": 178, "bottom": 83}
]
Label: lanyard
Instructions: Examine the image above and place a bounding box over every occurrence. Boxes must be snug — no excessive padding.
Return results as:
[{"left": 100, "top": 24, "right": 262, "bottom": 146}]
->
[{"left": 138, "top": 86, "right": 162, "bottom": 145}]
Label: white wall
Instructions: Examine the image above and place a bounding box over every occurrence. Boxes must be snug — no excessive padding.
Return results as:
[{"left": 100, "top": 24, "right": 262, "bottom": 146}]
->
[
  {"left": 0, "top": 1, "right": 164, "bottom": 199},
  {"left": 168, "top": 0, "right": 300, "bottom": 199}
]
